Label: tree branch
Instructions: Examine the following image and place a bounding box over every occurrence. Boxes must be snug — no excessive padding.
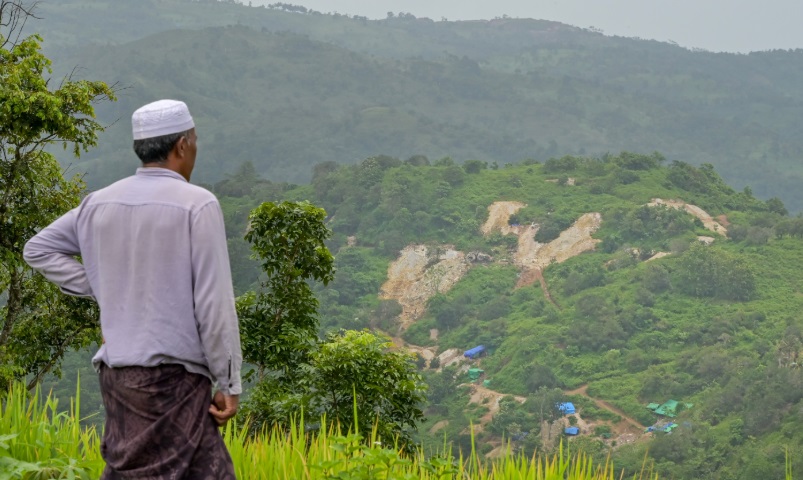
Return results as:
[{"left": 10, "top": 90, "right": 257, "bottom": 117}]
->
[{"left": 0, "top": 0, "right": 40, "bottom": 50}]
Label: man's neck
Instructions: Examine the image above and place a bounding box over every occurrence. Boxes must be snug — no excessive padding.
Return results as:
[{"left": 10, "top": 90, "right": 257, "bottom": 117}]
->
[{"left": 141, "top": 162, "right": 190, "bottom": 181}]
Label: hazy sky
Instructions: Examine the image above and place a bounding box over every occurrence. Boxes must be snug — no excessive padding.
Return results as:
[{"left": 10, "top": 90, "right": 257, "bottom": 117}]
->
[{"left": 258, "top": 1, "right": 803, "bottom": 53}]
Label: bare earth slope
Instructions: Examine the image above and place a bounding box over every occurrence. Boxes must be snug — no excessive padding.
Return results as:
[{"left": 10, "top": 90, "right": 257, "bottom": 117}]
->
[
  {"left": 380, "top": 245, "right": 471, "bottom": 330},
  {"left": 648, "top": 198, "right": 727, "bottom": 236},
  {"left": 381, "top": 201, "right": 602, "bottom": 333},
  {"left": 380, "top": 201, "right": 605, "bottom": 433},
  {"left": 480, "top": 201, "right": 527, "bottom": 236},
  {"left": 481, "top": 202, "right": 602, "bottom": 288}
]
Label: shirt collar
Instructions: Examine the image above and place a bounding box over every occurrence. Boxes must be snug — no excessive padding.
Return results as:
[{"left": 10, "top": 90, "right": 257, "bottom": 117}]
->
[{"left": 136, "top": 167, "right": 188, "bottom": 183}]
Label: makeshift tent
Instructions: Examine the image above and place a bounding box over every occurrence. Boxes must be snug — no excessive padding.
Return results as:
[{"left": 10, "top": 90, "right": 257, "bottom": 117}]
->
[
  {"left": 654, "top": 400, "right": 679, "bottom": 416},
  {"left": 564, "top": 427, "right": 580, "bottom": 436},
  {"left": 464, "top": 345, "right": 486, "bottom": 359},
  {"left": 468, "top": 368, "right": 484, "bottom": 381},
  {"left": 482, "top": 379, "right": 491, "bottom": 387},
  {"left": 558, "top": 402, "right": 576, "bottom": 415},
  {"left": 647, "top": 400, "right": 693, "bottom": 418}
]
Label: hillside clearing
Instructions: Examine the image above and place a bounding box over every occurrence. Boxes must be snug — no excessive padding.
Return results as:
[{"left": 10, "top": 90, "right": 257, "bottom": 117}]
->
[{"left": 648, "top": 198, "right": 728, "bottom": 236}]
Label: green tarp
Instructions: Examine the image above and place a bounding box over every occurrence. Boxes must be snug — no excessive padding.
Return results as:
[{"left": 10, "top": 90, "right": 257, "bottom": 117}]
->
[
  {"left": 468, "top": 368, "right": 484, "bottom": 381},
  {"left": 647, "top": 400, "right": 694, "bottom": 417},
  {"left": 655, "top": 400, "right": 679, "bottom": 417}
]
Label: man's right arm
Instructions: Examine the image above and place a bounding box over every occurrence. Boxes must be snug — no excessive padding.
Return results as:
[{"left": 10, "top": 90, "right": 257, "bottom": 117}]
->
[
  {"left": 190, "top": 200, "right": 242, "bottom": 398},
  {"left": 23, "top": 208, "right": 94, "bottom": 298}
]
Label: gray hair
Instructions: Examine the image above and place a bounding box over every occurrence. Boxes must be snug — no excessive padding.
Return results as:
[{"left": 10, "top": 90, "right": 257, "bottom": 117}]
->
[{"left": 132, "top": 129, "right": 193, "bottom": 164}]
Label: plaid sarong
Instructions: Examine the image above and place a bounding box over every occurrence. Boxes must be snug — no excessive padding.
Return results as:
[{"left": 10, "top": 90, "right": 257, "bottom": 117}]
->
[{"left": 98, "top": 364, "right": 236, "bottom": 479}]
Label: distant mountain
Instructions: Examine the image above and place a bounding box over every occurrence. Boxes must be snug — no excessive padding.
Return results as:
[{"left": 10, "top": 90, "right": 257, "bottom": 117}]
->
[{"left": 31, "top": 0, "right": 803, "bottom": 212}]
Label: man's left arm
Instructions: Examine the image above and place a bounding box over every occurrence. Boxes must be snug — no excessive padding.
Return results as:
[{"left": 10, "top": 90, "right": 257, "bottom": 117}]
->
[
  {"left": 23, "top": 208, "right": 94, "bottom": 298},
  {"left": 191, "top": 200, "right": 243, "bottom": 404}
]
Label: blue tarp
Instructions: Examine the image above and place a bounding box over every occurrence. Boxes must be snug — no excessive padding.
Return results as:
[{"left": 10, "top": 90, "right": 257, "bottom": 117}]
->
[
  {"left": 464, "top": 345, "right": 486, "bottom": 359},
  {"left": 558, "top": 402, "right": 576, "bottom": 415},
  {"left": 564, "top": 427, "right": 580, "bottom": 435},
  {"left": 646, "top": 422, "right": 679, "bottom": 433}
]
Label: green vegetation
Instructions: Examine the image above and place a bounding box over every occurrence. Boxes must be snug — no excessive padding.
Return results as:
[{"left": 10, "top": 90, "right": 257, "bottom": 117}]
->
[
  {"left": 0, "top": 0, "right": 114, "bottom": 388},
  {"left": 0, "top": 383, "right": 103, "bottom": 478},
  {"left": 1, "top": 382, "right": 664, "bottom": 479},
  {"left": 201, "top": 153, "right": 802, "bottom": 479},
  {"left": 237, "top": 201, "right": 427, "bottom": 447}
]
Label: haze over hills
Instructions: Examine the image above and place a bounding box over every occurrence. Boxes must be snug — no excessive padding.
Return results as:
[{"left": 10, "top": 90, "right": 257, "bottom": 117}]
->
[
  {"left": 29, "top": 0, "right": 803, "bottom": 213},
  {"left": 267, "top": 0, "right": 803, "bottom": 54}
]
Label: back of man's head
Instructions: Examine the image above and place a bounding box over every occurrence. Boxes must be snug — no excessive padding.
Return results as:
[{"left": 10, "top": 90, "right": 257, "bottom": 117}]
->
[{"left": 131, "top": 100, "right": 194, "bottom": 164}]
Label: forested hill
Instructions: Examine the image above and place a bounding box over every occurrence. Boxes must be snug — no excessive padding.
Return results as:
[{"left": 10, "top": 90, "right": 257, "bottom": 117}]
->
[
  {"left": 209, "top": 153, "right": 803, "bottom": 479},
  {"left": 31, "top": 0, "right": 803, "bottom": 212},
  {"left": 42, "top": 152, "right": 803, "bottom": 478}
]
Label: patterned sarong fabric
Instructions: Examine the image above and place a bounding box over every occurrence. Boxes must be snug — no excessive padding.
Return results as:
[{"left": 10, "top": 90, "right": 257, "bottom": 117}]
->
[{"left": 98, "top": 364, "right": 236, "bottom": 479}]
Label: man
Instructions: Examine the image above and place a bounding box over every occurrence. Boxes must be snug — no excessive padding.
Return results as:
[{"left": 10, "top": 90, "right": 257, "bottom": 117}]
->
[{"left": 24, "top": 100, "right": 242, "bottom": 479}]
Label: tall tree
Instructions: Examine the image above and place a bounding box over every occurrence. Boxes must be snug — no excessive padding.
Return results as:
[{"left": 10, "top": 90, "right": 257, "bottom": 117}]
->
[
  {"left": 527, "top": 386, "right": 565, "bottom": 449},
  {"left": 0, "top": 0, "right": 115, "bottom": 387},
  {"left": 237, "top": 200, "right": 335, "bottom": 380},
  {"left": 238, "top": 201, "right": 427, "bottom": 445}
]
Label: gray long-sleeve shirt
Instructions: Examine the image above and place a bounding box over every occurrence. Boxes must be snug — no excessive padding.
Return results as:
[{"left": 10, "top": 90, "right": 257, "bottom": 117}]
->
[{"left": 23, "top": 167, "right": 242, "bottom": 395}]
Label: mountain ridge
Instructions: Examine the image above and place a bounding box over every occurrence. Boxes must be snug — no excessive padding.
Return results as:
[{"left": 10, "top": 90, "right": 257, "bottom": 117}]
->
[{"left": 26, "top": 0, "right": 803, "bottom": 212}]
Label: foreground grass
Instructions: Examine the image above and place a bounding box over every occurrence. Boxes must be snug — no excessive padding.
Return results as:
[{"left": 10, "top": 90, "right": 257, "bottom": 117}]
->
[
  {"left": 0, "top": 382, "right": 104, "bottom": 478},
  {"left": 0, "top": 381, "right": 689, "bottom": 479}
]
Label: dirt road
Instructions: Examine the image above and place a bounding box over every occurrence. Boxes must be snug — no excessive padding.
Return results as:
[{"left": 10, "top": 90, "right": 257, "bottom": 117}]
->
[
  {"left": 467, "top": 384, "right": 527, "bottom": 431},
  {"left": 565, "top": 384, "right": 644, "bottom": 430}
]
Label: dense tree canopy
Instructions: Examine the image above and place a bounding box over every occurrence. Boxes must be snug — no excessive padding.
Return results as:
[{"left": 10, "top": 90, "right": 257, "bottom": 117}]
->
[{"left": 237, "top": 200, "right": 427, "bottom": 445}]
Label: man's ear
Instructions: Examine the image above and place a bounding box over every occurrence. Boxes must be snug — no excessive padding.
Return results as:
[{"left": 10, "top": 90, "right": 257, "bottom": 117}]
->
[{"left": 175, "top": 136, "right": 188, "bottom": 158}]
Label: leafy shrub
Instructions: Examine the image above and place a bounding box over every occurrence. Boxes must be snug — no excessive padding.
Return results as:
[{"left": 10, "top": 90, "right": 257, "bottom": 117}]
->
[
  {"left": 614, "top": 151, "right": 663, "bottom": 170},
  {"left": 775, "top": 217, "right": 803, "bottom": 238},
  {"left": 667, "top": 161, "right": 733, "bottom": 195},
  {"left": 613, "top": 168, "right": 640, "bottom": 185},
  {"left": 534, "top": 214, "right": 575, "bottom": 243},
  {"left": 675, "top": 243, "right": 756, "bottom": 301},
  {"left": 463, "top": 159, "right": 487, "bottom": 173},
  {"left": 634, "top": 288, "right": 655, "bottom": 307},
  {"left": 729, "top": 224, "right": 772, "bottom": 245},
  {"left": 594, "top": 425, "right": 612, "bottom": 437},
  {"left": 402, "top": 317, "right": 437, "bottom": 346},
  {"left": 619, "top": 205, "right": 695, "bottom": 242},
  {"left": 640, "top": 264, "right": 671, "bottom": 293},
  {"left": 543, "top": 155, "right": 580, "bottom": 173}
]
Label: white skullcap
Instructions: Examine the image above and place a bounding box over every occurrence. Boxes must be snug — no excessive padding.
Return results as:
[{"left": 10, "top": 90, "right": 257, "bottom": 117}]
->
[{"left": 131, "top": 99, "right": 195, "bottom": 140}]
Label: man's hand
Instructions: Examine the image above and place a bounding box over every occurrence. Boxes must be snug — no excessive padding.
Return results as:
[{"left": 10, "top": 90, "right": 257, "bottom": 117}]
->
[{"left": 209, "top": 390, "right": 239, "bottom": 426}]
